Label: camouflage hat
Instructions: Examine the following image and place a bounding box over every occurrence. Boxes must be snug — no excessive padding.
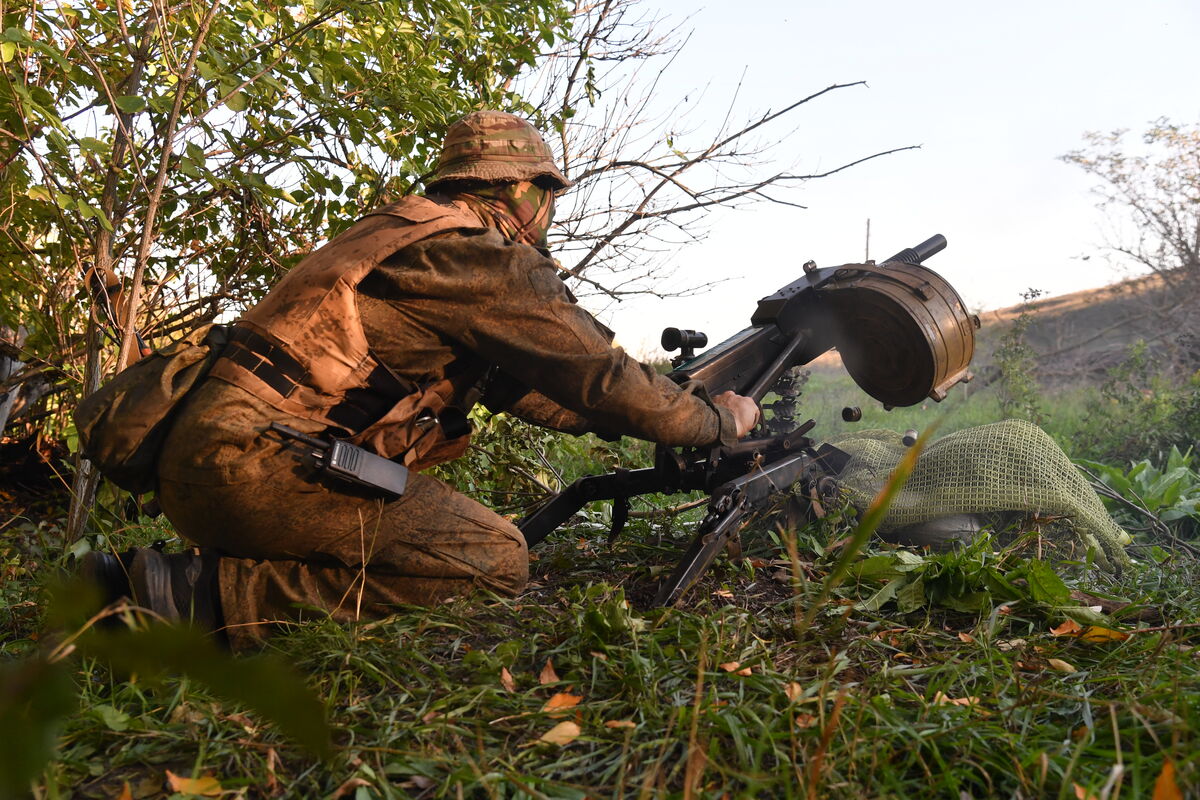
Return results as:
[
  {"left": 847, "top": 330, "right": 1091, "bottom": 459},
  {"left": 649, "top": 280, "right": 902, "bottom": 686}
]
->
[{"left": 427, "top": 110, "right": 571, "bottom": 190}]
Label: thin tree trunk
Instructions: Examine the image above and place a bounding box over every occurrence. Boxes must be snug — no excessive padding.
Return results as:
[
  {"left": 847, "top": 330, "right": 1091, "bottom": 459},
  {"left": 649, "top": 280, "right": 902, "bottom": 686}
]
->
[
  {"left": 0, "top": 325, "right": 27, "bottom": 434},
  {"left": 65, "top": 19, "right": 161, "bottom": 542},
  {"left": 117, "top": 0, "right": 224, "bottom": 371},
  {"left": 65, "top": 314, "right": 103, "bottom": 544}
]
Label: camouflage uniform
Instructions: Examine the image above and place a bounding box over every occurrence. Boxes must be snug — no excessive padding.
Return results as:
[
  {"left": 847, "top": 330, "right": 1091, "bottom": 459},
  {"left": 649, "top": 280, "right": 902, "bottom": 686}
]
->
[{"left": 157, "top": 113, "right": 735, "bottom": 647}]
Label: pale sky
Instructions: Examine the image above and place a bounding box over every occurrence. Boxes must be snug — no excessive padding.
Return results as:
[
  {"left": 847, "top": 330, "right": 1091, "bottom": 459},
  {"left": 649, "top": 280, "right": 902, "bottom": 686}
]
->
[{"left": 589, "top": 0, "right": 1200, "bottom": 355}]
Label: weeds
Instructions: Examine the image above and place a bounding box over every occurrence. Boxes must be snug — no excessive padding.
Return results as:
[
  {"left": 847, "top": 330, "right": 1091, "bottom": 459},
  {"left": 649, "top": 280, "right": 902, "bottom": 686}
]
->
[
  {"left": 5, "top": 506, "right": 1198, "bottom": 798},
  {"left": 5, "top": 331, "right": 1200, "bottom": 796}
]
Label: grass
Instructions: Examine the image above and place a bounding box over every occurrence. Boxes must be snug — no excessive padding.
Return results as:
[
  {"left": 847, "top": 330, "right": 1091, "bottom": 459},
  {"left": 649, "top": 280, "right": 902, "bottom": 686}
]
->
[
  {"left": 5, "top": 504, "right": 1200, "bottom": 798},
  {"left": 4, "top": 363, "right": 1200, "bottom": 798}
]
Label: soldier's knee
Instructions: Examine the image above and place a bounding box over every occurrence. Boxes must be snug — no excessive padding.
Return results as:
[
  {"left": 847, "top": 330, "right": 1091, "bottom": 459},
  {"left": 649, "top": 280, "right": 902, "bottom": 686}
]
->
[{"left": 490, "top": 525, "right": 529, "bottom": 595}]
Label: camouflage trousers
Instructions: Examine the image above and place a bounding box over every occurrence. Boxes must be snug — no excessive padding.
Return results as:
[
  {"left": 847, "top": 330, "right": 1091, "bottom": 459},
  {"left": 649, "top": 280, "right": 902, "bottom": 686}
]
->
[{"left": 158, "top": 458, "right": 528, "bottom": 650}]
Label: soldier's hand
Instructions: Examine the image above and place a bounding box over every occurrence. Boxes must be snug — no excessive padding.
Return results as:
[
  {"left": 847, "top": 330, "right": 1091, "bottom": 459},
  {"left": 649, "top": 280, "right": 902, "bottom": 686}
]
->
[{"left": 713, "top": 391, "right": 761, "bottom": 439}]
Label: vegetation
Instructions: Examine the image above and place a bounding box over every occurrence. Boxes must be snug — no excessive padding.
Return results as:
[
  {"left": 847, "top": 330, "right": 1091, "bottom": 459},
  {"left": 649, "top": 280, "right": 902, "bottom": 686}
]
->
[
  {"left": 1062, "top": 119, "right": 1200, "bottom": 341},
  {"left": 2, "top": 1, "right": 1199, "bottom": 798},
  {"left": 5, "top": 472, "right": 1200, "bottom": 797},
  {"left": 5, "top": 346, "right": 1200, "bottom": 796}
]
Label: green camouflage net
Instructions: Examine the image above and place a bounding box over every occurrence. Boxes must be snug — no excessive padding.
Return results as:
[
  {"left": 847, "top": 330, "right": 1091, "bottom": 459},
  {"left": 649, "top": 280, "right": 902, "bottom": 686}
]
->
[{"left": 829, "top": 419, "right": 1132, "bottom": 571}]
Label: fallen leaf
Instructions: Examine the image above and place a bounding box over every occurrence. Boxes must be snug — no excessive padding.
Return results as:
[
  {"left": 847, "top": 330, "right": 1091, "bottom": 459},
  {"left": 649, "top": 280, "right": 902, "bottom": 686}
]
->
[
  {"left": 539, "top": 659, "right": 560, "bottom": 685},
  {"left": 997, "top": 638, "right": 1027, "bottom": 652},
  {"left": 165, "top": 770, "right": 223, "bottom": 797},
  {"left": 784, "top": 682, "right": 803, "bottom": 702},
  {"left": 1079, "top": 625, "right": 1130, "bottom": 644},
  {"left": 1051, "top": 619, "right": 1084, "bottom": 636},
  {"left": 1074, "top": 783, "right": 1099, "bottom": 800},
  {"left": 1154, "top": 759, "right": 1184, "bottom": 800},
  {"left": 169, "top": 702, "right": 206, "bottom": 726},
  {"left": 543, "top": 692, "right": 582, "bottom": 712},
  {"left": 998, "top": 605, "right": 1013, "bottom": 615},
  {"left": 500, "top": 667, "right": 516, "bottom": 692},
  {"left": 794, "top": 713, "right": 818, "bottom": 728},
  {"left": 1048, "top": 658, "right": 1078, "bottom": 673},
  {"left": 330, "top": 777, "right": 371, "bottom": 799},
  {"left": 117, "top": 783, "right": 133, "bottom": 800},
  {"left": 538, "top": 720, "right": 581, "bottom": 746},
  {"left": 957, "top": 632, "right": 975, "bottom": 643},
  {"left": 589, "top": 651, "right": 608, "bottom": 661},
  {"left": 604, "top": 719, "right": 636, "bottom": 729},
  {"left": 224, "top": 711, "right": 256, "bottom": 734},
  {"left": 713, "top": 589, "right": 734, "bottom": 599},
  {"left": 932, "top": 691, "right": 981, "bottom": 707},
  {"left": 421, "top": 710, "right": 442, "bottom": 723},
  {"left": 265, "top": 747, "right": 281, "bottom": 798},
  {"left": 719, "top": 661, "right": 752, "bottom": 676}
]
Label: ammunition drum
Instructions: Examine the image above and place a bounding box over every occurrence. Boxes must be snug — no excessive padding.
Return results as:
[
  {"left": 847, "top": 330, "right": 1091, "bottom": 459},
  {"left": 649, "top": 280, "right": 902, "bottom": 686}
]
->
[{"left": 819, "top": 262, "right": 977, "bottom": 407}]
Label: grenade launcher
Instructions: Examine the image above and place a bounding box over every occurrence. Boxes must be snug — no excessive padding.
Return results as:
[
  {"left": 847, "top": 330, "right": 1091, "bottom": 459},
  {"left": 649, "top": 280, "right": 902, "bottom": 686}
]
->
[{"left": 517, "top": 235, "right": 979, "bottom": 605}]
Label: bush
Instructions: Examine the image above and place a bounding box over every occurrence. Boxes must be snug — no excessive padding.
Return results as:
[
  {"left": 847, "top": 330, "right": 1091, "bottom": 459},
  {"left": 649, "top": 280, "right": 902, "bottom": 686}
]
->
[{"left": 1072, "top": 342, "right": 1200, "bottom": 462}]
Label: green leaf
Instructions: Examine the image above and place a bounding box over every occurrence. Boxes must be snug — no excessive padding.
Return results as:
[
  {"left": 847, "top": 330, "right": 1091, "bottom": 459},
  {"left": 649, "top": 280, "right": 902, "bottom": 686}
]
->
[
  {"left": 80, "top": 625, "right": 330, "bottom": 756},
  {"left": 891, "top": 550, "right": 926, "bottom": 571},
  {"left": 0, "top": 657, "right": 77, "bottom": 796},
  {"left": 855, "top": 577, "right": 904, "bottom": 612},
  {"left": 1022, "top": 559, "right": 1070, "bottom": 605},
  {"left": 94, "top": 704, "right": 131, "bottom": 732},
  {"left": 78, "top": 136, "right": 106, "bottom": 153},
  {"left": 225, "top": 91, "right": 249, "bottom": 112},
  {"left": 1056, "top": 605, "right": 1109, "bottom": 626},
  {"left": 0, "top": 42, "right": 15, "bottom": 63},
  {"left": 896, "top": 577, "right": 927, "bottom": 613},
  {"left": 941, "top": 591, "right": 989, "bottom": 613},
  {"left": 854, "top": 555, "right": 899, "bottom": 580},
  {"left": 113, "top": 95, "right": 146, "bottom": 114}
]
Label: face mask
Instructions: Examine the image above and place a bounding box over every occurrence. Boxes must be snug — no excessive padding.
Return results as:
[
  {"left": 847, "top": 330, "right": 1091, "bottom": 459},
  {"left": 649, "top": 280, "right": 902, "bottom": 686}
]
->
[{"left": 454, "top": 181, "right": 555, "bottom": 247}]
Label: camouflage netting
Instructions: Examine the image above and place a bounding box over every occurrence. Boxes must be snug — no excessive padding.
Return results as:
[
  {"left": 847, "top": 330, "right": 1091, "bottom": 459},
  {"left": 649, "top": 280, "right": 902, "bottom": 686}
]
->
[{"left": 829, "top": 419, "right": 1132, "bottom": 571}]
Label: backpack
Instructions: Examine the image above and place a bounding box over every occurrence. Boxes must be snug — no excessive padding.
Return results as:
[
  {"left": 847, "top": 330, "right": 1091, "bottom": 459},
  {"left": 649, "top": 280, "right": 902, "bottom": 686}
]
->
[{"left": 74, "top": 324, "right": 228, "bottom": 494}]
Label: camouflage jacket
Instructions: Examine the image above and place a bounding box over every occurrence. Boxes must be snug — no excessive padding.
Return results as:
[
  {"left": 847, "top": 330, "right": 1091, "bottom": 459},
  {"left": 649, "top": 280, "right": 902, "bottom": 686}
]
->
[{"left": 160, "top": 209, "right": 733, "bottom": 484}]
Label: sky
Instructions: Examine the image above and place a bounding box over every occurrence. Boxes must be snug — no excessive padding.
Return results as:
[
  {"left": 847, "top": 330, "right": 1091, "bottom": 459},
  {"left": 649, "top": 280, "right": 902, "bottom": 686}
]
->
[{"left": 586, "top": 0, "right": 1200, "bottom": 356}]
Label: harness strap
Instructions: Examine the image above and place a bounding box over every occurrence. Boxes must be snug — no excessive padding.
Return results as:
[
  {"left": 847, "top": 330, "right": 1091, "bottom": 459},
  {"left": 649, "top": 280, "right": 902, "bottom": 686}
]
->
[
  {"left": 223, "top": 327, "right": 307, "bottom": 398},
  {"left": 220, "top": 326, "right": 418, "bottom": 433},
  {"left": 326, "top": 362, "right": 418, "bottom": 433}
]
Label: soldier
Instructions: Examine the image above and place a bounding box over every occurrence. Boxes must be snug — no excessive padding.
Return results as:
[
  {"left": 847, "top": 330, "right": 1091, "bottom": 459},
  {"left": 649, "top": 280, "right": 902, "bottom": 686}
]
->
[{"left": 84, "top": 111, "right": 759, "bottom": 648}]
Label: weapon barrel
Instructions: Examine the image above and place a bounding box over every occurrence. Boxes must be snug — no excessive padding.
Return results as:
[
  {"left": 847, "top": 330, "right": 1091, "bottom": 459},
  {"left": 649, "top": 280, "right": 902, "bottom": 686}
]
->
[{"left": 884, "top": 234, "right": 946, "bottom": 266}]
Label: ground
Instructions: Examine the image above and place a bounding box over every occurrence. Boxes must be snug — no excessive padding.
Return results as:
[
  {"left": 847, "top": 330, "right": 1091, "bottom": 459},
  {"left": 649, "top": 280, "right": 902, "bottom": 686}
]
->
[{"left": 3, "top": 468, "right": 1198, "bottom": 798}]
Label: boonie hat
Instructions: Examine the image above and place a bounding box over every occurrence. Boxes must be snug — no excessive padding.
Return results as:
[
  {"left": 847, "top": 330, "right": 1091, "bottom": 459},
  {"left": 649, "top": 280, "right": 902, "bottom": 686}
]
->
[{"left": 427, "top": 110, "right": 571, "bottom": 190}]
